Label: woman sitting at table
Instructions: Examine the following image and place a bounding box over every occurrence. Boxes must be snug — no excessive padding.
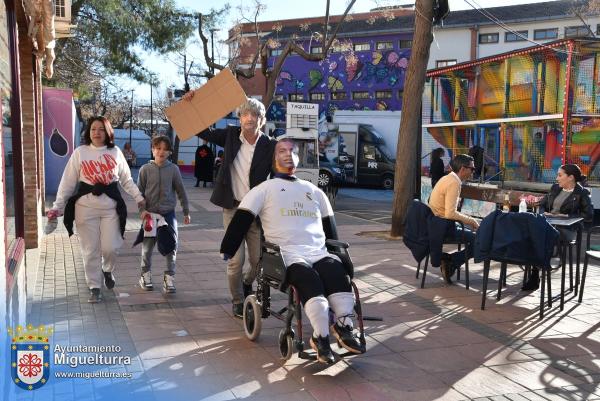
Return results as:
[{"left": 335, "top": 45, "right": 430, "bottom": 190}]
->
[{"left": 523, "top": 164, "right": 594, "bottom": 290}]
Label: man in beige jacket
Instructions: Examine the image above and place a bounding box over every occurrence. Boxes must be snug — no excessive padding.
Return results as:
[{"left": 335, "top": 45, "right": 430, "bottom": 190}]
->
[{"left": 428, "top": 154, "right": 480, "bottom": 283}]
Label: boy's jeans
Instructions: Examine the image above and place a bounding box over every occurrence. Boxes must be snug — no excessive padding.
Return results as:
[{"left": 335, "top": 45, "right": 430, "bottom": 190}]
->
[
  {"left": 141, "top": 237, "right": 176, "bottom": 276},
  {"left": 141, "top": 210, "right": 177, "bottom": 276}
]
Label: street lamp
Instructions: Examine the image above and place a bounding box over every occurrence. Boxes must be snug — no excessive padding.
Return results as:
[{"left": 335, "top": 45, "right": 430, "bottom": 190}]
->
[{"left": 129, "top": 89, "right": 134, "bottom": 147}]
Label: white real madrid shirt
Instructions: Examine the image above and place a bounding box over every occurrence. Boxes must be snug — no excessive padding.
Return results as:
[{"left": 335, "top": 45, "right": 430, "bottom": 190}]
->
[{"left": 238, "top": 177, "right": 337, "bottom": 267}]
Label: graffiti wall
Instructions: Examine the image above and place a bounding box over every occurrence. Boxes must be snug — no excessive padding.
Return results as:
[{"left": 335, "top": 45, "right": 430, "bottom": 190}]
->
[{"left": 266, "top": 33, "right": 412, "bottom": 121}]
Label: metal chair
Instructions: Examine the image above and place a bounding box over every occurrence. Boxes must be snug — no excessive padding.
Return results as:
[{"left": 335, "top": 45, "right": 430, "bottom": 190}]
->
[
  {"left": 416, "top": 220, "right": 471, "bottom": 289},
  {"left": 578, "top": 226, "right": 600, "bottom": 303}
]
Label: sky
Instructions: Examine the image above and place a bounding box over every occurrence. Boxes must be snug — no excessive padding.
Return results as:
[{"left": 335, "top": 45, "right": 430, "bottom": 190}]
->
[{"left": 130, "top": 0, "right": 555, "bottom": 103}]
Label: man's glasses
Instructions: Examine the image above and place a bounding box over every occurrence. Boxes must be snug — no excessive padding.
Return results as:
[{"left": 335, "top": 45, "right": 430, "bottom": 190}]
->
[{"left": 465, "top": 166, "right": 476, "bottom": 171}]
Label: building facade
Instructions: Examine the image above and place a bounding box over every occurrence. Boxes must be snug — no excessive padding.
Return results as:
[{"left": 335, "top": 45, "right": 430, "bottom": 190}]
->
[
  {"left": 227, "top": 1, "right": 600, "bottom": 120},
  {"left": 1, "top": 1, "right": 71, "bottom": 394}
]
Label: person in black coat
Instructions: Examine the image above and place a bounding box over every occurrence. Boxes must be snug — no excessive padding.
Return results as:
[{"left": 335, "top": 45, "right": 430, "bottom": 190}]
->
[
  {"left": 430, "top": 147, "right": 445, "bottom": 188},
  {"left": 194, "top": 139, "right": 214, "bottom": 187},
  {"left": 183, "top": 94, "right": 277, "bottom": 318},
  {"left": 524, "top": 164, "right": 593, "bottom": 290}
]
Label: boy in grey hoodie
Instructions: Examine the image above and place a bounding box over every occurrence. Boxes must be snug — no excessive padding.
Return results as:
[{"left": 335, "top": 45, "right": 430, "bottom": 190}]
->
[{"left": 138, "top": 136, "right": 190, "bottom": 293}]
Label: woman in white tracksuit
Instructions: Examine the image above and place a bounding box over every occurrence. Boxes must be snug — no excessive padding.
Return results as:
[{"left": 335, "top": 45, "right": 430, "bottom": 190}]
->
[{"left": 47, "top": 116, "right": 145, "bottom": 303}]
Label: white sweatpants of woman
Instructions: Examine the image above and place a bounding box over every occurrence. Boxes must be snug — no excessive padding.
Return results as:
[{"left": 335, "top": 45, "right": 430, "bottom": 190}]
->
[{"left": 75, "top": 205, "right": 123, "bottom": 289}]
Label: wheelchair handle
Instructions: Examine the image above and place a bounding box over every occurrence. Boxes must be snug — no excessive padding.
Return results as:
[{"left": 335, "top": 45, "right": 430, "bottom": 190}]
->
[{"left": 325, "top": 239, "right": 349, "bottom": 249}]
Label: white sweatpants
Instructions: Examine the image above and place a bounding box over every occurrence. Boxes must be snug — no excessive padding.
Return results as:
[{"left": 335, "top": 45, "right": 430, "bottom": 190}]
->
[{"left": 75, "top": 205, "right": 123, "bottom": 289}]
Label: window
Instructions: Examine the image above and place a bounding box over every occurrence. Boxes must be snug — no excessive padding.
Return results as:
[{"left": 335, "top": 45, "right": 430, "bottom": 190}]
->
[
  {"left": 505, "top": 30, "right": 528, "bottom": 42},
  {"left": 331, "top": 92, "right": 347, "bottom": 100},
  {"left": 533, "top": 28, "right": 558, "bottom": 40},
  {"left": 397, "top": 90, "right": 404, "bottom": 99},
  {"left": 310, "top": 46, "right": 322, "bottom": 54},
  {"left": 352, "top": 91, "right": 370, "bottom": 100},
  {"left": 362, "top": 144, "right": 384, "bottom": 162},
  {"left": 375, "top": 90, "right": 392, "bottom": 99},
  {"left": 331, "top": 43, "right": 344, "bottom": 53},
  {"left": 478, "top": 33, "right": 499, "bottom": 44},
  {"left": 436, "top": 59, "right": 457, "bottom": 68},
  {"left": 353, "top": 43, "right": 370, "bottom": 52},
  {"left": 54, "top": 0, "right": 66, "bottom": 18},
  {"left": 273, "top": 94, "right": 284, "bottom": 102},
  {"left": 565, "top": 25, "right": 590, "bottom": 38},
  {"left": 399, "top": 39, "right": 412, "bottom": 48},
  {"left": 376, "top": 41, "right": 393, "bottom": 50},
  {"left": 289, "top": 93, "right": 304, "bottom": 101},
  {"left": 270, "top": 48, "right": 283, "bottom": 57},
  {"left": 309, "top": 93, "right": 325, "bottom": 101}
]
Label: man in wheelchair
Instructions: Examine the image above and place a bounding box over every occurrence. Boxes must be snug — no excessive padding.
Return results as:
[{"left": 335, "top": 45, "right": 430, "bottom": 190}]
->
[{"left": 220, "top": 138, "right": 366, "bottom": 363}]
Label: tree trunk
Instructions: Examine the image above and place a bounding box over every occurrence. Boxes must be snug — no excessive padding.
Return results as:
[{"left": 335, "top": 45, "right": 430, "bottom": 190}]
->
[{"left": 390, "top": 0, "right": 434, "bottom": 237}]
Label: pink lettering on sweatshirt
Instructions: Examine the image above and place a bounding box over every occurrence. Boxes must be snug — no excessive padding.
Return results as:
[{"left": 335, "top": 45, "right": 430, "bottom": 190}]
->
[{"left": 81, "top": 154, "right": 118, "bottom": 185}]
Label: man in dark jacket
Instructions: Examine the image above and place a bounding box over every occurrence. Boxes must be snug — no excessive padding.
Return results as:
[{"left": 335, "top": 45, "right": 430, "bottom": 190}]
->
[{"left": 183, "top": 94, "right": 277, "bottom": 317}]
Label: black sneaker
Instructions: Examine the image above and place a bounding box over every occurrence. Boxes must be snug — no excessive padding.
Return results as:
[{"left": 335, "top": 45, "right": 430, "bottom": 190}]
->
[
  {"left": 88, "top": 288, "right": 102, "bottom": 303},
  {"left": 310, "top": 335, "right": 335, "bottom": 364},
  {"left": 243, "top": 283, "right": 253, "bottom": 299},
  {"left": 331, "top": 324, "right": 365, "bottom": 354},
  {"left": 103, "top": 272, "right": 115, "bottom": 289},
  {"left": 440, "top": 258, "right": 453, "bottom": 285},
  {"left": 232, "top": 303, "right": 243, "bottom": 319}
]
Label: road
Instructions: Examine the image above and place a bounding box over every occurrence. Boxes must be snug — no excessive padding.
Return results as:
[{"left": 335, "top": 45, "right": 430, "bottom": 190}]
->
[{"left": 334, "top": 187, "right": 393, "bottom": 225}]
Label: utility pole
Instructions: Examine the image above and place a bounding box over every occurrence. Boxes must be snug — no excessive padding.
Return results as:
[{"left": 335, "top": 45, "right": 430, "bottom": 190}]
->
[
  {"left": 129, "top": 89, "right": 134, "bottom": 147},
  {"left": 150, "top": 82, "right": 153, "bottom": 137}
]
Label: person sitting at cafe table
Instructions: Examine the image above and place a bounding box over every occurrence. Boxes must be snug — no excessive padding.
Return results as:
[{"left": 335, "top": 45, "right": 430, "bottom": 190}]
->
[
  {"left": 428, "top": 154, "right": 480, "bottom": 284},
  {"left": 523, "top": 164, "right": 594, "bottom": 290}
]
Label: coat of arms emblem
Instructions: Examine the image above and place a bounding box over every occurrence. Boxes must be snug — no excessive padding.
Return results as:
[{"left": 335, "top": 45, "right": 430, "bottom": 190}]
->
[{"left": 9, "top": 324, "right": 52, "bottom": 390}]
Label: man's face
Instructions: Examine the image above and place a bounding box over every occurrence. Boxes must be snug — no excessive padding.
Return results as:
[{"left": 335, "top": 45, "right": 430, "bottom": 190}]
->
[
  {"left": 240, "top": 111, "right": 260, "bottom": 133},
  {"left": 275, "top": 141, "right": 299, "bottom": 173},
  {"left": 460, "top": 161, "right": 475, "bottom": 181}
]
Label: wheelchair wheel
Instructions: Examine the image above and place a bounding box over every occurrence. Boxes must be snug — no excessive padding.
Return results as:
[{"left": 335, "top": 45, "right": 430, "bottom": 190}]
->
[
  {"left": 278, "top": 328, "right": 295, "bottom": 360},
  {"left": 243, "top": 295, "right": 262, "bottom": 341}
]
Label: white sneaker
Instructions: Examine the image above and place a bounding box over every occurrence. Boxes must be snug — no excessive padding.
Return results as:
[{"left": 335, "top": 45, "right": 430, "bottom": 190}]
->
[
  {"left": 139, "top": 272, "right": 153, "bottom": 290},
  {"left": 163, "top": 274, "right": 176, "bottom": 293}
]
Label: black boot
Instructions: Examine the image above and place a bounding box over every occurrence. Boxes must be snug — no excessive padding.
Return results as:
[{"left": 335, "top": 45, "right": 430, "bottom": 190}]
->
[{"left": 194, "top": 179, "right": 199, "bottom": 187}]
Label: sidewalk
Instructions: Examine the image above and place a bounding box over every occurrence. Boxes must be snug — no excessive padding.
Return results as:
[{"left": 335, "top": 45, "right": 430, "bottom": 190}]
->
[{"left": 12, "top": 176, "right": 600, "bottom": 401}]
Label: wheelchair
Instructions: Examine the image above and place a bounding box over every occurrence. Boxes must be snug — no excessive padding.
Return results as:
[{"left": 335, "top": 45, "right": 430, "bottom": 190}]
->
[{"left": 242, "top": 239, "right": 367, "bottom": 361}]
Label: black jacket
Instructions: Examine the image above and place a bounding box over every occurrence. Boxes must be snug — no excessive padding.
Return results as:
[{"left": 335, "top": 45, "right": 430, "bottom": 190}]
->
[
  {"left": 63, "top": 182, "right": 127, "bottom": 238},
  {"left": 198, "top": 125, "right": 277, "bottom": 209},
  {"left": 403, "top": 200, "right": 455, "bottom": 267},
  {"left": 474, "top": 210, "right": 559, "bottom": 269},
  {"left": 538, "top": 183, "right": 594, "bottom": 224}
]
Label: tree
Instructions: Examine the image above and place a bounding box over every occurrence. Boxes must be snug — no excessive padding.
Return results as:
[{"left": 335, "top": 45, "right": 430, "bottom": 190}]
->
[
  {"left": 196, "top": 0, "right": 357, "bottom": 109},
  {"left": 49, "top": 0, "right": 198, "bottom": 93},
  {"left": 390, "top": 0, "right": 435, "bottom": 237}
]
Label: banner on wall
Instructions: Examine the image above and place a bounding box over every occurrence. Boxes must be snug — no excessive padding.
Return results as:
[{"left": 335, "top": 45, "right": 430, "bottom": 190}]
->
[{"left": 42, "top": 88, "right": 76, "bottom": 194}]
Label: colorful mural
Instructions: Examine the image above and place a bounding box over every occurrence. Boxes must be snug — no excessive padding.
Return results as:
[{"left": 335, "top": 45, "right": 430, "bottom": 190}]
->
[
  {"left": 266, "top": 34, "right": 412, "bottom": 120},
  {"left": 422, "top": 39, "right": 600, "bottom": 186}
]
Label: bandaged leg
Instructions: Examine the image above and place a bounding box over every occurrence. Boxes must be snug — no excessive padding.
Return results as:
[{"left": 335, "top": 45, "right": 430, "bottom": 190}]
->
[
  {"left": 328, "top": 292, "right": 355, "bottom": 328},
  {"left": 304, "top": 296, "right": 330, "bottom": 338}
]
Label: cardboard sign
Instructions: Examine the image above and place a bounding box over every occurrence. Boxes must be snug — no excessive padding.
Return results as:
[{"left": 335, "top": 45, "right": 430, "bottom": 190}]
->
[{"left": 165, "top": 69, "right": 247, "bottom": 141}]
